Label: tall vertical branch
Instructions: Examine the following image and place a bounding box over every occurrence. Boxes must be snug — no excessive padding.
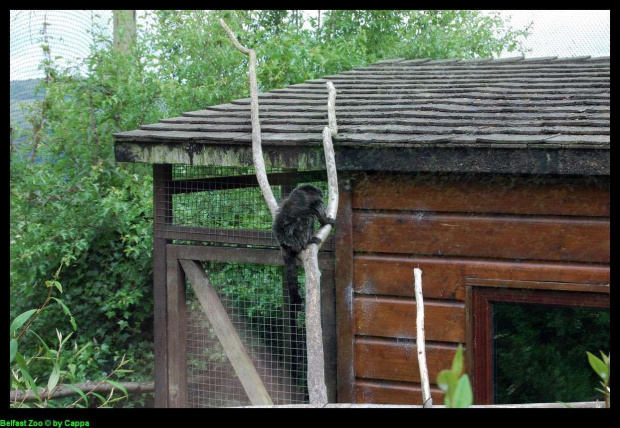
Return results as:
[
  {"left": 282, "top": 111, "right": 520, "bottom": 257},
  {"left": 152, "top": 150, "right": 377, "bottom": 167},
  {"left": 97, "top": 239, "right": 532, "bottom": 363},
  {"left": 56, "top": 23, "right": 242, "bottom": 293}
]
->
[
  {"left": 300, "top": 109, "right": 339, "bottom": 405},
  {"left": 218, "top": 19, "right": 278, "bottom": 219},
  {"left": 414, "top": 268, "right": 433, "bottom": 408},
  {"left": 220, "top": 18, "right": 338, "bottom": 406},
  {"left": 326, "top": 82, "right": 338, "bottom": 138}
]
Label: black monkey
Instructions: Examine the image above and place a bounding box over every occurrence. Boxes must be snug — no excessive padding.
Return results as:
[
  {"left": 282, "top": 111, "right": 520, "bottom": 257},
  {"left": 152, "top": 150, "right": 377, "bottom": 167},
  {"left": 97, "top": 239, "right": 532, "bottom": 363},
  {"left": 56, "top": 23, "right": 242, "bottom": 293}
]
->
[{"left": 273, "top": 184, "right": 336, "bottom": 305}]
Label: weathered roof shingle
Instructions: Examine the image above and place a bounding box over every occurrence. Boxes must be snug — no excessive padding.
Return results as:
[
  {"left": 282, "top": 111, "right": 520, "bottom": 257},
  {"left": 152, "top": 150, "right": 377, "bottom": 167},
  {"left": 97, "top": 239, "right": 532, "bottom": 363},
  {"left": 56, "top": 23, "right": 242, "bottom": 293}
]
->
[{"left": 114, "top": 56, "right": 609, "bottom": 174}]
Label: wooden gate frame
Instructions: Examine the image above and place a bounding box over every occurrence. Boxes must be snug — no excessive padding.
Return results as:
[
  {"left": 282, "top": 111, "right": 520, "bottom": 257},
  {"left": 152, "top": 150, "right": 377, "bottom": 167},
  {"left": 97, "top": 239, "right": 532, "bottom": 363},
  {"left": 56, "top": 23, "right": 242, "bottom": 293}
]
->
[{"left": 157, "top": 243, "right": 336, "bottom": 407}]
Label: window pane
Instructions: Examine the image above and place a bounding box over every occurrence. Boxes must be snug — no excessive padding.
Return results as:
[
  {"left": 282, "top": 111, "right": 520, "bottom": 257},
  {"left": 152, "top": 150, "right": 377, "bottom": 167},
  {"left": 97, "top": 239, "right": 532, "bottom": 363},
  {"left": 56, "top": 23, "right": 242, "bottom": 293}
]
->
[{"left": 493, "top": 303, "right": 609, "bottom": 404}]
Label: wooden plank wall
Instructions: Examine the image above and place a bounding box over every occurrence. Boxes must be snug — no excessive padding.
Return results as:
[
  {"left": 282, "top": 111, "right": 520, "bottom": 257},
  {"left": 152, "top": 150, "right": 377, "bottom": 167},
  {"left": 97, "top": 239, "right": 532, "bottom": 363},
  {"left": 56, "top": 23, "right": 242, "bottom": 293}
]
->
[{"left": 343, "top": 172, "right": 610, "bottom": 405}]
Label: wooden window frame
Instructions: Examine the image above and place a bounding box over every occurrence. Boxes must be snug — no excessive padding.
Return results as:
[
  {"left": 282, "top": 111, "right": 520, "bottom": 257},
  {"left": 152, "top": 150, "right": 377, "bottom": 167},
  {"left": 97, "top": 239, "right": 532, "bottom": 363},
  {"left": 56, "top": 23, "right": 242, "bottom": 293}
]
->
[{"left": 469, "top": 285, "right": 609, "bottom": 404}]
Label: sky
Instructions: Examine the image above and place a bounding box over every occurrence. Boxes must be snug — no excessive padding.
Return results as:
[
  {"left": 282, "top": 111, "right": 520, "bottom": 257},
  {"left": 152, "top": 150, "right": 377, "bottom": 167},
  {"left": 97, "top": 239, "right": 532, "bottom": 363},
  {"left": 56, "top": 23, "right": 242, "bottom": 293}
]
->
[
  {"left": 488, "top": 10, "right": 610, "bottom": 58},
  {"left": 10, "top": 10, "right": 611, "bottom": 81}
]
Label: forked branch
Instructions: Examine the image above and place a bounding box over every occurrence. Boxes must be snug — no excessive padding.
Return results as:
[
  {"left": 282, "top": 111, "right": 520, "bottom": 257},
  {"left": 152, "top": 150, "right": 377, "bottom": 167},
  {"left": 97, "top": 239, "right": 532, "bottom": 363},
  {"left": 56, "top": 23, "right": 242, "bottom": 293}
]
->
[{"left": 220, "top": 18, "right": 338, "bottom": 406}]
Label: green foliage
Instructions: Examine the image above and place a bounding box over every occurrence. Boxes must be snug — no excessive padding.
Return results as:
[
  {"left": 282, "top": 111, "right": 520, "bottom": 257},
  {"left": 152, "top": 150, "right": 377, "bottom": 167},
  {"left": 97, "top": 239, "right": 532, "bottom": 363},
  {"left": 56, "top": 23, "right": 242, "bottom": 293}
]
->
[
  {"left": 322, "top": 10, "right": 530, "bottom": 61},
  {"left": 10, "top": 10, "right": 530, "bottom": 406},
  {"left": 494, "top": 304, "right": 609, "bottom": 404},
  {"left": 586, "top": 351, "right": 610, "bottom": 407},
  {"left": 10, "top": 266, "right": 131, "bottom": 408},
  {"left": 437, "top": 344, "right": 472, "bottom": 408}
]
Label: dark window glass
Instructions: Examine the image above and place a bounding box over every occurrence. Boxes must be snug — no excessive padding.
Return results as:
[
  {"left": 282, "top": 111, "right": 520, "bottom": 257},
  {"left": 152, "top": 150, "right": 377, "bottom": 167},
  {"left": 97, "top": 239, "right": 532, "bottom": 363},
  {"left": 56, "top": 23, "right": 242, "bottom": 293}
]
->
[{"left": 493, "top": 303, "right": 609, "bottom": 404}]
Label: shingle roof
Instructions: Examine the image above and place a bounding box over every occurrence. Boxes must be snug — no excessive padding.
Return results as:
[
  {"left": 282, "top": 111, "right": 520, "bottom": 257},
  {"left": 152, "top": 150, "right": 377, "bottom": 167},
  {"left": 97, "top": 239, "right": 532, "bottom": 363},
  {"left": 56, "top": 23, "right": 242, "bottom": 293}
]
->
[{"left": 114, "top": 56, "right": 609, "bottom": 174}]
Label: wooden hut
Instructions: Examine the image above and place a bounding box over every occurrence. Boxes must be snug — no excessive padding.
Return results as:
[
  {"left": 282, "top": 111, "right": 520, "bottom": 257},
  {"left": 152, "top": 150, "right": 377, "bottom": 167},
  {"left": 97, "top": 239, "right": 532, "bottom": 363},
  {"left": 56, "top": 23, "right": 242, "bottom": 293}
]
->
[{"left": 114, "top": 55, "right": 610, "bottom": 407}]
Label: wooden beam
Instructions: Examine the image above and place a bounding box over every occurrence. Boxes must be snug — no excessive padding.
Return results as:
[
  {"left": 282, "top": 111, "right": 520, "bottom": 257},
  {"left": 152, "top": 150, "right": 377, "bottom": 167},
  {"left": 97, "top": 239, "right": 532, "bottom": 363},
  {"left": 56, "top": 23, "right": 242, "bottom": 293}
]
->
[
  {"left": 334, "top": 178, "right": 355, "bottom": 402},
  {"left": 353, "top": 212, "right": 609, "bottom": 263},
  {"left": 168, "top": 170, "right": 326, "bottom": 194},
  {"left": 234, "top": 401, "right": 602, "bottom": 408},
  {"left": 353, "top": 255, "right": 610, "bottom": 300},
  {"left": 153, "top": 164, "right": 171, "bottom": 407},
  {"left": 156, "top": 225, "right": 336, "bottom": 251},
  {"left": 321, "top": 266, "right": 337, "bottom": 403},
  {"left": 179, "top": 260, "right": 273, "bottom": 406},
  {"left": 174, "top": 245, "right": 334, "bottom": 270},
  {"left": 166, "top": 246, "right": 187, "bottom": 407},
  {"left": 353, "top": 172, "right": 610, "bottom": 217}
]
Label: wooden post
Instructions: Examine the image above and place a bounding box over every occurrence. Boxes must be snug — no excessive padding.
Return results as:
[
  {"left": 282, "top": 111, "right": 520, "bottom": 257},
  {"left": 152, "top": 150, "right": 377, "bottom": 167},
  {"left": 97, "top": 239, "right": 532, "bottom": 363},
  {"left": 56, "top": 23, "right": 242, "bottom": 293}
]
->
[
  {"left": 153, "top": 164, "right": 171, "bottom": 407},
  {"left": 113, "top": 10, "right": 136, "bottom": 54},
  {"left": 320, "top": 266, "right": 337, "bottom": 403},
  {"left": 166, "top": 245, "right": 188, "bottom": 407},
  {"left": 335, "top": 178, "right": 354, "bottom": 403}
]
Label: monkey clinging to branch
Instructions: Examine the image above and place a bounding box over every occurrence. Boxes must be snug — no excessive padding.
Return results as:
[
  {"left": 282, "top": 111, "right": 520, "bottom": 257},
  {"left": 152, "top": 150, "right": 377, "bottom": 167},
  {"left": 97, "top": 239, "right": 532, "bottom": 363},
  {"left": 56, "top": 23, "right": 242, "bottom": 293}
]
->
[{"left": 273, "top": 184, "right": 336, "bottom": 305}]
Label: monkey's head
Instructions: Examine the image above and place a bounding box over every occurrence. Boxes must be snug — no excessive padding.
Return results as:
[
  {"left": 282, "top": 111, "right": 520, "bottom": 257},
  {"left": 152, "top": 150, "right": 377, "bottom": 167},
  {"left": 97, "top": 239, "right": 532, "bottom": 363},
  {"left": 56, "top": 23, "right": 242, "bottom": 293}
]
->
[{"left": 295, "top": 184, "right": 324, "bottom": 198}]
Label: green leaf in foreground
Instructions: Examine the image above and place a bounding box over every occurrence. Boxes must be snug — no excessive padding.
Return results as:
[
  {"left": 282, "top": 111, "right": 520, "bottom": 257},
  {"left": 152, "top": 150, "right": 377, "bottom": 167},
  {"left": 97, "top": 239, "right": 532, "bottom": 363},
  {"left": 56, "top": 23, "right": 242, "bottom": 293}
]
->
[
  {"left": 587, "top": 351, "right": 609, "bottom": 380},
  {"left": 437, "top": 344, "right": 472, "bottom": 408},
  {"left": 10, "top": 309, "right": 37, "bottom": 336},
  {"left": 64, "top": 384, "right": 89, "bottom": 406},
  {"left": 437, "top": 370, "right": 457, "bottom": 393},
  {"left": 451, "top": 343, "right": 464, "bottom": 375},
  {"left": 10, "top": 339, "right": 18, "bottom": 363},
  {"left": 51, "top": 297, "right": 78, "bottom": 330},
  {"left": 106, "top": 379, "right": 129, "bottom": 397},
  {"left": 14, "top": 352, "right": 40, "bottom": 401},
  {"left": 47, "top": 362, "right": 60, "bottom": 394},
  {"left": 452, "top": 375, "right": 473, "bottom": 408}
]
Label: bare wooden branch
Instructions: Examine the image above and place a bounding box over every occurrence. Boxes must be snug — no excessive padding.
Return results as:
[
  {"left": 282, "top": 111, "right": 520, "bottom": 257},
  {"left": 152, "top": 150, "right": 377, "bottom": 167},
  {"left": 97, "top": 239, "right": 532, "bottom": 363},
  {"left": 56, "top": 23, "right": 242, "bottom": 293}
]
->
[
  {"left": 10, "top": 381, "right": 154, "bottom": 403},
  {"left": 299, "top": 112, "right": 340, "bottom": 406},
  {"left": 313, "top": 127, "right": 339, "bottom": 247},
  {"left": 414, "top": 268, "right": 433, "bottom": 408},
  {"left": 218, "top": 18, "right": 251, "bottom": 55},
  {"left": 298, "top": 123, "right": 340, "bottom": 405},
  {"left": 218, "top": 18, "right": 278, "bottom": 218},
  {"left": 301, "top": 245, "right": 328, "bottom": 405},
  {"left": 220, "top": 18, "right": 339, "bottom": 406},
  {"left": 326, "top": 81, "right": 338, "bottom": 137}
]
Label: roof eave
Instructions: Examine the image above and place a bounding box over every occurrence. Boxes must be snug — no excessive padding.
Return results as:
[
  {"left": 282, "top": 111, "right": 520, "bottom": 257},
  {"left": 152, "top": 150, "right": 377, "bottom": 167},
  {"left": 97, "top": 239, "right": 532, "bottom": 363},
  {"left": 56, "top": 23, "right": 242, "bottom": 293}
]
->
[{"left": 114, "top": 141, "right": 610, "bottom": 176}]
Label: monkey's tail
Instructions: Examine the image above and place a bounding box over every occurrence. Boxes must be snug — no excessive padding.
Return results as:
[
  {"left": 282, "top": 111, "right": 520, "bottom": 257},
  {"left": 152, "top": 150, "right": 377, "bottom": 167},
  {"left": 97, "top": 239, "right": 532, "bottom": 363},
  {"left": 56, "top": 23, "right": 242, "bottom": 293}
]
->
[
  {"left": 283, "top": 251, "right": 303, "bottom": 305},
  {"left": 281, "top": 250, "right": 302, "bottom": 380}
]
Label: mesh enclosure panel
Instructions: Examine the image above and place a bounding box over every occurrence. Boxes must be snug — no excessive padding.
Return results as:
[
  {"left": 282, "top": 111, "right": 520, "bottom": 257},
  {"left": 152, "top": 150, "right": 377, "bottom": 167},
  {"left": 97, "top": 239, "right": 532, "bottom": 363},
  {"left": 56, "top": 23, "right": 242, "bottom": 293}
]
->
[
  {"left": 186, "top": 261, "right": 308, "bottom": 407},
  {"left": 10, "top": 10, "right": 112, "bottom": 131},
  {"left": 156, "top": 165, "right": 332, "bottom": 250},
  {"left": 162, "top": 165, "right": 330, "bottom": 406}
]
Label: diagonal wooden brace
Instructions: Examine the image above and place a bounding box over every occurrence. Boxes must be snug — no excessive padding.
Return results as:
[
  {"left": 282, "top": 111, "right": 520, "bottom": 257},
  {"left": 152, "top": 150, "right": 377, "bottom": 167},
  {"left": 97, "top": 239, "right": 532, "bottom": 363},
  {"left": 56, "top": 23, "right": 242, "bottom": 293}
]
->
[{"left": 179, "top": 259, "right": 273, "bottom": 406}]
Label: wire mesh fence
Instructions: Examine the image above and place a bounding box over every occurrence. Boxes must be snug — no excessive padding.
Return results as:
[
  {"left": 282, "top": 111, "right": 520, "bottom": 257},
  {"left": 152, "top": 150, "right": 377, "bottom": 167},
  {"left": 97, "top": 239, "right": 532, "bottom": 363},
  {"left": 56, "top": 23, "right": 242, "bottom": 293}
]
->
[
  {"left": 157, "top": 165, "right": 332, "bottom": 250},
  {"left": 186, "top": 261, "right": 308, "bottom": 407},
  {"left": 490, "top": 10, "right": 610, "bottom": 58},
  {"left": 10, "top": 10, "right": 112, "bottom": 133},
  {"left": 159, "top": 164, "right": 331, "bottom": 406}
]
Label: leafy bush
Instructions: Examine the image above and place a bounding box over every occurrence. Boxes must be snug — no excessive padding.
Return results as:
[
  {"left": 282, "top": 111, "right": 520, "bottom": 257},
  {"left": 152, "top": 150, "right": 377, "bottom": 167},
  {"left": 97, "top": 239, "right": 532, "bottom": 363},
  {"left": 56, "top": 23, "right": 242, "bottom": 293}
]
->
[{"left": 10, "top": 262, "right": 132, "bottom": 408}]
